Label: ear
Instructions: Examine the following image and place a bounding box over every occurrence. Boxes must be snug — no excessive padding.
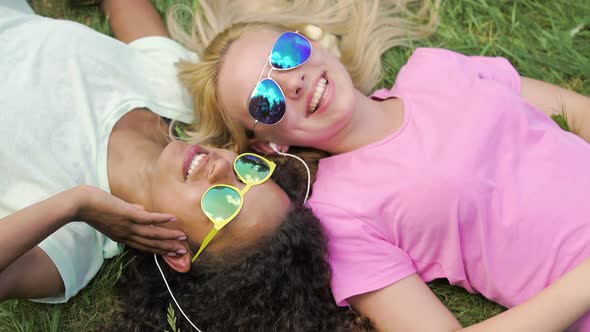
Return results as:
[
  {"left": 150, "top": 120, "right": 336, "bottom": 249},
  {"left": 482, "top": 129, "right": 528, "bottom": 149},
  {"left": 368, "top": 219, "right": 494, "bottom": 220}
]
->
[
  {"left": 162, "top": 251, "right": 192, "bottom": 273},
  {"left": 250, "top": 141, "right": 290, "bottom": 154}
]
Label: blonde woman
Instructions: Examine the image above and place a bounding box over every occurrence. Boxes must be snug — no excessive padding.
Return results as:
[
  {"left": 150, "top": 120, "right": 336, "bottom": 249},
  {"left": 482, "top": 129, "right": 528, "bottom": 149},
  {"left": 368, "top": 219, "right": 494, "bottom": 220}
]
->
[
  {"left": 172, "top": 0, "right": 590, "bottom": 330},
  {"left": 1, "top": 2, "right": 380, "bottom": 330}
]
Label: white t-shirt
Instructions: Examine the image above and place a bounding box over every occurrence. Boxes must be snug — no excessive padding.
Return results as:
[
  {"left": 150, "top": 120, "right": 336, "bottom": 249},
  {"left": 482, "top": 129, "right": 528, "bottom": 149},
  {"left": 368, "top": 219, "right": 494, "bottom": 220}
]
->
[{"left": 0, "top": 5, "right": 198, "bottom": 303}]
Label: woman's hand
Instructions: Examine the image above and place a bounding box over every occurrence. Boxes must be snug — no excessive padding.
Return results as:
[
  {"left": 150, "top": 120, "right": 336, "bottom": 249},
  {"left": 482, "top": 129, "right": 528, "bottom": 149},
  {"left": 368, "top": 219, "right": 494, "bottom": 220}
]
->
[{"left": 74, "top": 185, "right": 187, "bottom": 256}]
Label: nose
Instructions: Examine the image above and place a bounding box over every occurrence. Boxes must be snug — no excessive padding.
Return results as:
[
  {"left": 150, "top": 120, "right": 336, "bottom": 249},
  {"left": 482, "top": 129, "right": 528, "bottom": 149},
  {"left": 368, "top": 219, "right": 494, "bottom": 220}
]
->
[
  {"left": 206, "top": 154, "right": 235, "bottom": 185},
  {"left": 273, "top": 69, "right": 305, "bottom": 99}
]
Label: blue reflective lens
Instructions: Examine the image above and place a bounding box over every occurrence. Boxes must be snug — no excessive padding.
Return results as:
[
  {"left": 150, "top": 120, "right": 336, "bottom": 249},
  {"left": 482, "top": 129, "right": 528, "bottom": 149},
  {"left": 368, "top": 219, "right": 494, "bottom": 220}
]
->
[
  {"left": 270, "top": 32, "right": 311, "bottom": 70},
  {"left": 248, "top": 78, "right": 286, "bottom": 125}
]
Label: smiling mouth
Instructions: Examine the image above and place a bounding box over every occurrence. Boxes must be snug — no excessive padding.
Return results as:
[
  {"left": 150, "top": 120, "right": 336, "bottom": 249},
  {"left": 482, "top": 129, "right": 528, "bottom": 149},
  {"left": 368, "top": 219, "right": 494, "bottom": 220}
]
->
[
  {"left": 308, "top": 75, "right": 329, "bottom": 114},
  {"left": 183, "top": 145, "right": 209, "bottom": 180},
  {"left": 186, "top": 154, "right": 207, "bottom": 179}
]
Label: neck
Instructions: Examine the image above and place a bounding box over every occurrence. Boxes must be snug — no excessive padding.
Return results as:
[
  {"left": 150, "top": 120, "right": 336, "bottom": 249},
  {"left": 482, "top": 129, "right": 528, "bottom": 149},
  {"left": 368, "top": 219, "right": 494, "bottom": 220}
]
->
[
  {"left": 319, "top": 90, "right": 404, "bottom": 155},
  {"left": 108, "top": 109, "right": 169, "bottom": 210}
]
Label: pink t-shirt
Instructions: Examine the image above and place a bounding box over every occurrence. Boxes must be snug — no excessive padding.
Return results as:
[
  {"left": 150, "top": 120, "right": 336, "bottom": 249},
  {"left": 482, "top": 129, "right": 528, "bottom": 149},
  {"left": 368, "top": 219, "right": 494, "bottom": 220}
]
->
[{"left": 308, "top": 48, "right": 590, "bottom": 313}]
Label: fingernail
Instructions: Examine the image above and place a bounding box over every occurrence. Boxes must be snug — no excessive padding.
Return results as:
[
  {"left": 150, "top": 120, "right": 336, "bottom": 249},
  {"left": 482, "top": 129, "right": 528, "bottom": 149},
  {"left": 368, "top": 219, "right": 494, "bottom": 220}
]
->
[
  {"left": 177, "top": 236, "right": 187, "bottom": 241},
  {"left": 169, "top": 217, "right": 178, "bottom": 222},
  {"left": 176, "top": 249, "right": 187, "bottom": 255},
  {"left": 167, "top": 252, "right": 178, "bottom": 257}
]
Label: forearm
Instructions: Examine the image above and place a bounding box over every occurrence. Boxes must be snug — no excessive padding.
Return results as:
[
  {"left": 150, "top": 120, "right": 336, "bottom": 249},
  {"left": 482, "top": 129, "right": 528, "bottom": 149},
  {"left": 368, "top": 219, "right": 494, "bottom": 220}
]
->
[
  {"left": 101, "top": 0, "right": 169, "bottom": 43},
  {"left": 462, "top": 258, "right": 590, "bottom": 332},
  {"left": 352, "top": 259, "right": 590, "bottom": 332},
  {"left": 521, "top": 77, "right": 590, "bottom": 143},
  {"left": 576, "top": 115, "right": 590, "bottom": 144},
  {"left": 0, "top": 188, "right": 80, "bottom": 272}
]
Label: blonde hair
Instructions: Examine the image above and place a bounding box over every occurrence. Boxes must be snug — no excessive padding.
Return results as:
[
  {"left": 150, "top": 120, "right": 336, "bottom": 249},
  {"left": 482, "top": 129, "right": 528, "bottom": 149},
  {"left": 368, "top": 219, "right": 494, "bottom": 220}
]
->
[{"left": 167, "top": 0, "right": 439, "bottom": 152}]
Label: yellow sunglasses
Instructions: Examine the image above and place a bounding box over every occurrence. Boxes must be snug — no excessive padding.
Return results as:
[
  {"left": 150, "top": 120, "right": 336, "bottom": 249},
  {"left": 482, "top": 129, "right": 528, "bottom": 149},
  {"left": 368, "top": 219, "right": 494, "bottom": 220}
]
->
[{"left": 191, "top": 153, "right": 276, "bottom": 263}]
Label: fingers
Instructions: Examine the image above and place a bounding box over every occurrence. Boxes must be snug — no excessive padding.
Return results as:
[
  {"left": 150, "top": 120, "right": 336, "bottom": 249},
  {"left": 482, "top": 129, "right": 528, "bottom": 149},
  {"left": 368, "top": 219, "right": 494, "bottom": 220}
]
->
[
  {"left": 131, "top": 224, "right": 186, "bottom": 241},
  {"left": 130, "top": 209, "right": 176, "bottom": 225},
  {"left": 127, "top": 242, "right": 172, "bottom": 256},
  {"left": 130, "top": 203, "right": 146, "bottom": 211},
  {"left": 129, "top": 236, "right": 188, "bottom": 256}
]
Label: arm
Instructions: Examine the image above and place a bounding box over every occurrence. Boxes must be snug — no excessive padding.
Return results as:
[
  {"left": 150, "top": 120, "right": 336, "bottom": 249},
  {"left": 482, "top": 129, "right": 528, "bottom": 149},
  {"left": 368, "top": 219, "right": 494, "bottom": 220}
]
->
[
  {"left": 349, "top": 274, "right": 462, "bottom": 331},
  {"left": 0, "top": 188, "right": 76, "bottom": 273},
  {"left": 0, "top": 185, "right": 184, "bottom": 274},
  {"left": 0, "top": 188, "right": 79, "bottom": 301},
  {"left": 0, "top": 186, "right": 186, "bottom": 301},
  {"left": 101, "top": 0, "right": 169, "bottom": 44},
  {"left": 351, "top": 263, "right": 590, "bottom": 332},
  {"left": 521, "top": 77, "right": 590, "bottom": 143}
]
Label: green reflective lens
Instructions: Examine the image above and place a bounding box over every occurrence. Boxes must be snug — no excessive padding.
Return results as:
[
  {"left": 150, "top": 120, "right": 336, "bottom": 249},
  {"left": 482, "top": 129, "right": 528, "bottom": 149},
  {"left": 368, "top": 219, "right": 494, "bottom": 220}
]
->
[
  {"left": 235, "top": 154, "right": 271, "bottom": 184},
  {"left": 202, "top": 186, "right": 242, "bottom": 222}
]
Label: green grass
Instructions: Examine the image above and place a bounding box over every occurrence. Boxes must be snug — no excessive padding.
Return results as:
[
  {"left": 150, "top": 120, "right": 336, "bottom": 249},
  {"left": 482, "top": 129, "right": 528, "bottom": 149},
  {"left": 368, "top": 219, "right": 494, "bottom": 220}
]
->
[
  {"left": 2, "top": 0, "right": 588, "bottom": 330},
  {"left": 0, "top": 253, "right": 126, "bottom": 332}
]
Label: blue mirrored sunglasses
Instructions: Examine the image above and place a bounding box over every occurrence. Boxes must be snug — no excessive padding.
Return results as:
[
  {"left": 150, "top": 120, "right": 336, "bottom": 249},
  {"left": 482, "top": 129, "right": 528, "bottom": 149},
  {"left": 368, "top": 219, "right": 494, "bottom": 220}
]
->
[{"left": 248, "top": 31, "right": 312, "bottom": 129}]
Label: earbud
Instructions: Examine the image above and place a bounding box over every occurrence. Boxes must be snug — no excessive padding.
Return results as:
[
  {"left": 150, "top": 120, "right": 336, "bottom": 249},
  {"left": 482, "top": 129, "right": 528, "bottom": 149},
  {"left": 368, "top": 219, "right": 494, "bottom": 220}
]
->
[{"left": 269, "top": 142, "right": 280, "bottom": 153}]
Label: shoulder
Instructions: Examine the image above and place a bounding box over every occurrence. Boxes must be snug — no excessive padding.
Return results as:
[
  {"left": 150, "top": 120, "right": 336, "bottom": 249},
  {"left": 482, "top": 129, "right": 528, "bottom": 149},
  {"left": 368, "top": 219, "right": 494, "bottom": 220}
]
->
[
  {"left": 394, "top": 47, "right": 520, "bottom": 95},
  {"left": 310, "top": 145, "right": 407, "bottom": 214},
  {"left": 310, "top": 153, "right": 377, "bottom": 210},
  {"left": 393, "top": 48, "right": 470, "bottom": 91},
  {"left": 307, "top": 201, "right": 417, "bottom": 306},
  {"left": 129, "top": 36, "right": 199, "bottom": 63},
  {"left": 127, "top": 37, "right": 199, "bottom": 123},
  {"left": 401, "top": 48, "right": 464, "bottom": 73}
]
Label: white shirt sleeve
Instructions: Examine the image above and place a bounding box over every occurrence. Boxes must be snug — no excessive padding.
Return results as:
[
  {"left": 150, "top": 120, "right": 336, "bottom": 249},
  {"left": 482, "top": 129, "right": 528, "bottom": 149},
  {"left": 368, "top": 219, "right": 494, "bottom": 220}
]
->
[{"left": 128, "top": 36, "right": 200, "bottom": 124}]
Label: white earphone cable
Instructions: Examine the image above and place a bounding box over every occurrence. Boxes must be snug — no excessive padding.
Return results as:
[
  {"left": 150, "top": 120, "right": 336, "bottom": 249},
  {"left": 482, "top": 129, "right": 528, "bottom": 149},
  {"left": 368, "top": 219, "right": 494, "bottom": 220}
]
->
[
  {"left": 154, "top": 254, "right": 203, "bottom": 332},
  {"left": 154, "top": 147, "right": 309, "bottom": 332},
  {"left": 273, "top": 149, "right": 311, "bottom": 205}
]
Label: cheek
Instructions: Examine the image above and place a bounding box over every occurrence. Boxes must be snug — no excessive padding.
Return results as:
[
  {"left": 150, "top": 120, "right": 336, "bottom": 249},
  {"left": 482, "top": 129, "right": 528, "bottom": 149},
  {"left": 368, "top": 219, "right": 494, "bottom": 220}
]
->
[
  {"left": 151, "top": 181, "right": 201, "bottom": 219},
  {"left": 151, "top": 188, "right": 174, "bottom": 214},
  {"left": 219, "top": 78, "right": 253, "bottom": 125},
  {"left": 153, "top": 189, "right": 213, "bottom": 245},
  {"left": 226, "top": 103, "right": 251, "bottom": 128},
  {"left": 256, "top": 120, "right": 298, "bottom": 144}
]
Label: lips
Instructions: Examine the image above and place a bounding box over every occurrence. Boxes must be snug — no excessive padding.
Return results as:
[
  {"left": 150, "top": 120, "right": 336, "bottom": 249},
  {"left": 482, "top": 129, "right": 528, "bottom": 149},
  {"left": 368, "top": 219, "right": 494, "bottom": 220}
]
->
[
  {"left": 307, "top": 73, "right": 331, "bottom": 117},
  {"left": 182, "top": 144, "right": 207, "bottom": 180}
]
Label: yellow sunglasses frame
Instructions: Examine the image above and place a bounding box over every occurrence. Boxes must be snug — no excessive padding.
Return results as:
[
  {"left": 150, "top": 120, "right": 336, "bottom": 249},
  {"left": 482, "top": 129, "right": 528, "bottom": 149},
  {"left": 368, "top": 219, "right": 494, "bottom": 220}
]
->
[{"left": 191, "top": 153, "right": 276, "bottom": 263}]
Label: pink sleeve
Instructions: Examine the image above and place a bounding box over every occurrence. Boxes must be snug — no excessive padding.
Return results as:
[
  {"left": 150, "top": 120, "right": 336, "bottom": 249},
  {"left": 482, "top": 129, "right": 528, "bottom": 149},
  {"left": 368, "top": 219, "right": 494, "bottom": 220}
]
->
[
  {"left": 312, "top": 203, "right": 417, "bottom": 306},
  {"left": 465, "top": 54, "right": 522, "bottom": 93},
  {"left": 388, "top": 48, "right": 522, "bottom": 97}
]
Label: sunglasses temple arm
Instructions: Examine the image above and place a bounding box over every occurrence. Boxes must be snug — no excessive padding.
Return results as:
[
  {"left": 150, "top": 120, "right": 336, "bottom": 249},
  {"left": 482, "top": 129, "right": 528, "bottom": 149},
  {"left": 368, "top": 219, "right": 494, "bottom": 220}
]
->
[
  {"left": 250, "top": 120, "right": 259, "bottom": 132},
  {"left": 256, "top": 56, "right": 271, "bottom": 83},
  {"left": 191, "top": 228, "right": 219, "bottom": 263}
]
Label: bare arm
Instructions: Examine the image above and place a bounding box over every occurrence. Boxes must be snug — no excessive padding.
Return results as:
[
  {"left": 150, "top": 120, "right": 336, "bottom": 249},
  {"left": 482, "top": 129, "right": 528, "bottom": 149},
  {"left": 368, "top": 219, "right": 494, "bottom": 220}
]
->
[
  {"left": 101, "top": 0, "right": 169, "bottom": 44},
  {"left": 521, "top": 77, "right": 590, "bottom": 142},
  {"left": 349, "top": 274, "right": 462, "bottom": 331},
  {"left": 0, "top": 188, "right": 76, "bottom": 273},
  {"left": 0, "top": 185, "right": 185, "bottom": 278},
  {"left": 351, "top": 263, "right": 590, "bottom": 332}
]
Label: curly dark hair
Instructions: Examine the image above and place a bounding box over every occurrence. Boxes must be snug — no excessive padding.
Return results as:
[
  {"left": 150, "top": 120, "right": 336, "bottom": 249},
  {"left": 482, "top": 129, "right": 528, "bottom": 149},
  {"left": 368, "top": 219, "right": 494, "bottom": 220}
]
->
[{"left": 110, "top": 157, "right": 374, "bottom": 331}]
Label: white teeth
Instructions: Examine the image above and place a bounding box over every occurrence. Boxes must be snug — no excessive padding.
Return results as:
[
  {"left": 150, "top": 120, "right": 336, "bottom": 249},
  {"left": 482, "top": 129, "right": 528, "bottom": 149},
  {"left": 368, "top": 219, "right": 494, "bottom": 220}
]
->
[
  {"left": 309, "top": 77, "right": 328, "bottom": 113},
  {"left": 187, "top": 154, "right": 205, "bottom": 178}
]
